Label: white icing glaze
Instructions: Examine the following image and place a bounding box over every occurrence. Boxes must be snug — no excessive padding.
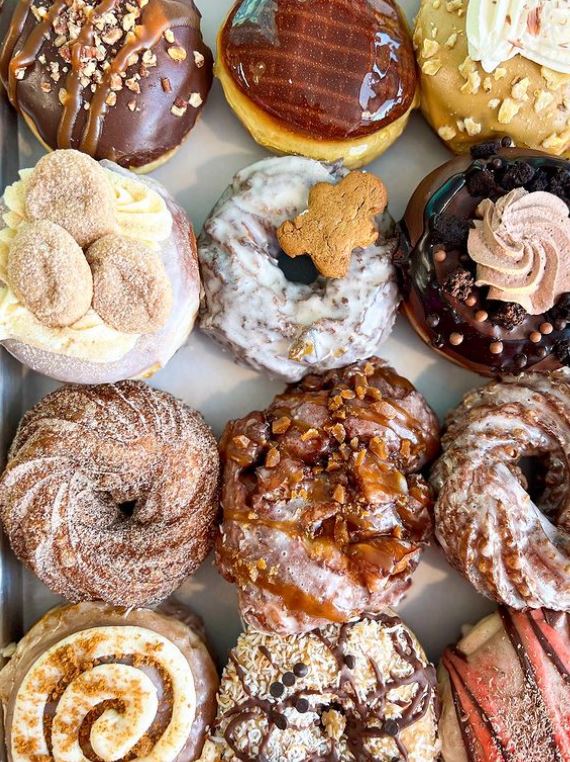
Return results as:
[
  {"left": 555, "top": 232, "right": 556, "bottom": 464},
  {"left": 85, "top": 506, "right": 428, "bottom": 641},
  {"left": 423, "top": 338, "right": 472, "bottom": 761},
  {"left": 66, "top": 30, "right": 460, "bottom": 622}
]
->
[
  {"left": 198, "top": 157, "right": 399, "bottom": 382},
  {"left": 11, "top": 626, "right": 196, "bottom": 762},
  {"left": 467, "top": 0, "right": 570, "bottom": 74}
]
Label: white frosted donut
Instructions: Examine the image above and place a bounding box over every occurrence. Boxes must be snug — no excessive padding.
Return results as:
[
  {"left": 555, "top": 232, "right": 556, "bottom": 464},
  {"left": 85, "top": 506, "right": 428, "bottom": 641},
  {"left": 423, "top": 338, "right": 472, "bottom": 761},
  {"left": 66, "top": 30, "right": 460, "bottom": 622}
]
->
[
  {"left": 198, "top": 157, "right": 399, "bottom": 381},
  {"left": 0, "top": 159, "right": 200, "bottom": 384}
]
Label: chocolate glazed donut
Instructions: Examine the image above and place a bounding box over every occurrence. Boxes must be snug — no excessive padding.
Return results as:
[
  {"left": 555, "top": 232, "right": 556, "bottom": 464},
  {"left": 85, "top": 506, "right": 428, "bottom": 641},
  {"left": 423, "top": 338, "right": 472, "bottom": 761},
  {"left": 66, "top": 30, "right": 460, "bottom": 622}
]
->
[
  {"left": 395, "top": 143, "right": 570, "bottom": 377},
  {"left": 217, "top": 357, "right": 440, "bottom": 635},
  {"left": 0, "top": 0, "right": 213, "bottom": 169},
  {"left": 431, "top": 371, "right": 570, "bottom": 611}
]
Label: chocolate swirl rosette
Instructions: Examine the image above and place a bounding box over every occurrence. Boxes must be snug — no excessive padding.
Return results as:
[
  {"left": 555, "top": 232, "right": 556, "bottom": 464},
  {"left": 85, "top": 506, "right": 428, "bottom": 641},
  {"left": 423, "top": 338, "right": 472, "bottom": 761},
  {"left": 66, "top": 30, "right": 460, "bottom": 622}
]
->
[{"left": 0, "top": 602, "right": 218, "bottom": 762}]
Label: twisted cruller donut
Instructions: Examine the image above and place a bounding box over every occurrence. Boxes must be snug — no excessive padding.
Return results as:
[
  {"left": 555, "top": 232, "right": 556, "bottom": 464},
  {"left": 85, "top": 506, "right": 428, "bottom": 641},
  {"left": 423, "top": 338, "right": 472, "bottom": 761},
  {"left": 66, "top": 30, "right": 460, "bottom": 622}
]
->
[
  {"left": 0, "top": 381, "right": 220, "bottom": 607},
  {"left": 431, "top": 371, "right": 570, "bottom": 611},
  {"left": 217, "top": 357, "right": 440, "bottom": 635},
  {"left": 0, "top": 601, "right": 219, "bottom": 762}
]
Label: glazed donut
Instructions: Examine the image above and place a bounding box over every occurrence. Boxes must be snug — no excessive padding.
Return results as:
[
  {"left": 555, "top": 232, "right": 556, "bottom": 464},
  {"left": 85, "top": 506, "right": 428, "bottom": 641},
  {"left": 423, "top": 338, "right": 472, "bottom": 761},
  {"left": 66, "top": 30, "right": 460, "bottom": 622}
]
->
[
  {"left": 396, "top": 143, "right": 570, "bottom": 376},
  {"left": 0, "top": 0, "right": 213, "bottom": 171},
  {"left": 0, "top": 149, "right": 200, "bottom": 383},
  {"left": 413, "top": 0, "right": 570, "bottom": 157},
  {"left": 216, "top": 0, "right": 418, "bottom": 169},
  {"left": 200, "top": 611, "right": 439, "bottom": 762},
  {"left": 431, "top": 371, "right": 570, "bottom": 611},
  {"left": 217, "top": 357, "right": 440, "bottom": 635},
  {"left": 199, "top": 157, "right": 400, "bottom": 382},
  {"left": 0, "top": 601, "right": 219, "bottom": 762},
  {"left": 0, "top": 380, "right": 220, "bottom": 607},
  {"left": 439, "top": 607, "right": 570, "bottom": 761}
]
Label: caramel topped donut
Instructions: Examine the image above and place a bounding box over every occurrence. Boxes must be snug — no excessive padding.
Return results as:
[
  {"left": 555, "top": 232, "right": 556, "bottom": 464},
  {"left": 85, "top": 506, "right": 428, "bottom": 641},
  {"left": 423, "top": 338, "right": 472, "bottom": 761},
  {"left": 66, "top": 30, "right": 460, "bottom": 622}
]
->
[
  {"left": 431, "top": 371, "right": 570, "bottom": 611},
  {"left": 0, "top": 0, "right": 213, "bottom": 169},
  {"left": 217, "top": 357, "right": 440, "bottom": 635},
  {"left": 200, "top": 612, "right": 439, "bottom": 762},
  {"left": 396, "top": 143, "right": 570, "bottom": 376},
  {"left": 0, "top": 601, "right": 219, "bottom": 762},
  {"left": 0, "top": 381, "right": 220, "bottom": 607}
]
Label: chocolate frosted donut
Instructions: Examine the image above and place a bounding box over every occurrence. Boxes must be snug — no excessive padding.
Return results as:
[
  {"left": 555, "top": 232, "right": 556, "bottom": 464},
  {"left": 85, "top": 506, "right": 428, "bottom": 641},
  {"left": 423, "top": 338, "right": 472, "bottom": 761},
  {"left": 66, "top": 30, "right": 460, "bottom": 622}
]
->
[
  {"left": 0, "top": 0, "right": 213, "bottom": 170},
  {"left": 0, "top": 381, "right": 220, "bottom": 607},
  {"left": 199, "top": 157, "right": 400, "bottom": 382},
  {"left": 0, "top": 601, "right": 219, "bottom": 762},
  {"left": 396, "top": 144, "right": 570, "bottom": 376},
  {"left": 431, "top": 371, "right": 570, "bottom": 611},
  {"left": 200, "top": 611, "right": 439, "bottom": 762},
  {"left": 439, "top": 608, "right": 569, "bottom": 761},
  {"left": 217, "top": 357, "right": 440, "bottom": 635},
  {"left": 216, "top": 0, "right": 418, "bottom": 168}
]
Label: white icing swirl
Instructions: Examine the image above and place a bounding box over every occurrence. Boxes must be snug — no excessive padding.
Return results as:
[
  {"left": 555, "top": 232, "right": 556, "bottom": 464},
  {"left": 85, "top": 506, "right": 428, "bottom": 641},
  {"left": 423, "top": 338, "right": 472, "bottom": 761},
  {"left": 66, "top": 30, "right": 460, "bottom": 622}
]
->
[
  {"left": 467, "top": 0, "right": 570, "bottom": 74},
  {"left": 468, "top": 188, "right": 570, "bottom": 314},
  {"left": 0, "top": 168, "right": 173, "bottom": 363},
  {"left": 11, "top": 626, "right": 196, "bottom": 762}
]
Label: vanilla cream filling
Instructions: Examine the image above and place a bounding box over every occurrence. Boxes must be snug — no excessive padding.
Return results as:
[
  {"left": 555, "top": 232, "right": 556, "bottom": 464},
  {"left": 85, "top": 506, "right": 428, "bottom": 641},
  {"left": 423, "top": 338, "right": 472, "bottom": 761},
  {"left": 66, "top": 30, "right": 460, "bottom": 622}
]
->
[
  {"left": 11, "top": 626, "right": 196, "bottom": 762},
  {"left": 0, "top": 168, "right": 173, "bottom": 363},
  {"left": 467, "top": 0, "right": 570, "bottom": 74}
]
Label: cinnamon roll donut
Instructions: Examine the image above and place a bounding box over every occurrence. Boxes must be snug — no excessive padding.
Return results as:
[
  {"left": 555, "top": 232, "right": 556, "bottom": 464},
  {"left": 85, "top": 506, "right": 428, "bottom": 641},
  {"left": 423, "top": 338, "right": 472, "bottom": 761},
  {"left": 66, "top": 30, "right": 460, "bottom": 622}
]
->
[
  {"left": 0, "top": 601, "right": 219, "bottom": 762},
  {"left": 0, "top": 381, "right": 220, "bottom": 607},
  {"left": 439, "top": 608, "right": 570, "bottom": 761},
  {"left": 217, "top": 357, "right": 440, "bottom": 635},
  {"left": 431, "top": 370, "right": 570, "bottom": 611},
  {"left": 200, "top": 611, "right": 439, "bottom": 762}
]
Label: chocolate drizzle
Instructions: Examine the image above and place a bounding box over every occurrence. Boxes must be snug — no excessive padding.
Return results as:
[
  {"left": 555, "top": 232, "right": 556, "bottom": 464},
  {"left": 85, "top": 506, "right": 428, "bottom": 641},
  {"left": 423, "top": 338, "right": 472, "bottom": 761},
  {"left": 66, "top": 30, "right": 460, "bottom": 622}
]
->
[{"left": 215, "top": 613, "right": 437, "bottom": 761}]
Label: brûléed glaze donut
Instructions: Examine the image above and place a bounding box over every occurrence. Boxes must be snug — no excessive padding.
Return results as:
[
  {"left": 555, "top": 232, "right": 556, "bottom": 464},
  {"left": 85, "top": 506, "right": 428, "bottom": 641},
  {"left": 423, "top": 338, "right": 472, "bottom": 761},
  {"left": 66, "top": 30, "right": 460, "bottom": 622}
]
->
[
  {"left": 217, "top": 357, "right": 440, "bottom": 635},
  {"left": 0, "top": 601, "right": 219, "bottom": 762},
  {"left": 431, "top": 370, "right": 570, "bottom": 611},
  {"left": 0, "top": 381, "right": 220, "bottom": 607}
]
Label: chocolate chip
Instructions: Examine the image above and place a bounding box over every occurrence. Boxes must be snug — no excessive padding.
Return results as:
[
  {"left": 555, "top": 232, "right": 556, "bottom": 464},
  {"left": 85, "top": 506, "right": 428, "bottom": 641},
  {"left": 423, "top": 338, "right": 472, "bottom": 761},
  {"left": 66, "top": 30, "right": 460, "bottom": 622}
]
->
[
  {"left": 273, "top": 712, "right": 288, "bottom": 730},
  {"left": 295, "top": 698, "right": 309, "bottom": 713},
  {"left": 270, "top": 681, "right": 284, "bottom": 698},
  {"left": 548, "top": 168, "right": 570, "bottom": 198},
  {"left": 282, "top": 671, "right": 296, "bottom": 687},
  {"left": 514, "top": 353, "right": 528, "bottom": 369},
  {"left": 432, "top": 214, "right": 472, "bottom": 247},
  {"left": 383, "top": 719, "right": 400, "bottom": 737},
  {"left": 500, "top": 161, "right": 535, "bottom": 190},
  {"left": 470, "top": 139, "right": 502, "bottom": 159},
  {"left": 293, "top": 662, "right": 308, "bottom": 677},
  {"left": 443, "top": 268, "right": 475, "bottom": 302},
  {"left": 426, "top": 313, "right": 440, "bottom": 328},
  {"left": 343, "top": 654, "right": 356, "bottom": 669},
  {"left": 466, "top": 167, "right": 498, "bottom": 197},
  {"left": 491, "top": 302, "right": 527, "bottom": 330}
]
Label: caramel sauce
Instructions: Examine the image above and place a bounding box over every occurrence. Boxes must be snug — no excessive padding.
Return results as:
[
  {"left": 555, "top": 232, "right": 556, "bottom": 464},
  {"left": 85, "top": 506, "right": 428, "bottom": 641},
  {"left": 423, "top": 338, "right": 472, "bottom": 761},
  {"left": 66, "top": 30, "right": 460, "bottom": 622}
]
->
[{"left": 221, "top": 0, "right": 417, "bottom": 140}]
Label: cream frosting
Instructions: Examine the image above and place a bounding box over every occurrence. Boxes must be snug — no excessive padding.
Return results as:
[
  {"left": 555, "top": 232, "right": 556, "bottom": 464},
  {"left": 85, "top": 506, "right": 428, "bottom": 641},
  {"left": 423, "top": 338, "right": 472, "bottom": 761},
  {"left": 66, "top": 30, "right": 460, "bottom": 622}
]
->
[
  {"left": 0, "top": 167, "right": 173, "bottom": 363},
  {"left": 466, "top": 0, "right": 570, "bottom": 74},
  {"left": 11, "top": 626, "right": 196, "bottom": 762},
  {"left": 468, "top": 188, "right": 570, "bottom": 314}
]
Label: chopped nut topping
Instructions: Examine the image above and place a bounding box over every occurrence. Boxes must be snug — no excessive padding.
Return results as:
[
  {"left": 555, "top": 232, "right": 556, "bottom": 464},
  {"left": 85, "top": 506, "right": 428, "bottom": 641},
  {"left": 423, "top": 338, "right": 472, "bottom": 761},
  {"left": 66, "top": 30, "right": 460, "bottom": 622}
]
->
[
  {"left": 333, "top": 484, "right": 346, "bottom": 504},
  {"left": 105, "top": 91, "right": 117, "bottom": 106},
  {"left": 161, "top": 77, "right": 172, "bottom": 93},
  {"left": 189, "top": 92, "right": 203, "bottom": 108},
  {"left": 194, "top": 50, "right": 205, "bottom": 67},
  {"left": 422, "top": 59, "right": 442, "bottom": 76},
  {"left": 272, "top": 417, "right": 291, "bottom": 434},
  {"left": 167, "top": 46, "right": 187, "bottom": 62},
  {"left": 164, "top": 28, "right": 175, "bottom": 43},
  {"left": 438, "top": 125, "right": 457, "bottom": 140},
  {"left": 265, "top": 448, "right": 280, "bottom": 468},
  {"left": 58, "top": 87, "right": 68, "bottom": 105},
  {"left": 301, "top": 428, "right": 320, "bottom": 441},
  {"left": 170, "top": 98, "right": 188, "bottom": 117},
  {"left": 233, "top": 435, "right": 251, "bottom": 449},
  {"left": 498, "top": 98, "right": 521, "bottom": 124},
  {"left": 422, "top": 39, "right": 439, "bottom": 58}
]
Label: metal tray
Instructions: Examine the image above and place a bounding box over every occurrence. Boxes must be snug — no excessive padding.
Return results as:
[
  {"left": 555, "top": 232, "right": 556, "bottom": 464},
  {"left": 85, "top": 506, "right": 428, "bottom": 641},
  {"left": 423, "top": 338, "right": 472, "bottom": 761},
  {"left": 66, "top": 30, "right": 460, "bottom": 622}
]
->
[{"left": 0, "top": 0, "right": 498, "bottom": 757}]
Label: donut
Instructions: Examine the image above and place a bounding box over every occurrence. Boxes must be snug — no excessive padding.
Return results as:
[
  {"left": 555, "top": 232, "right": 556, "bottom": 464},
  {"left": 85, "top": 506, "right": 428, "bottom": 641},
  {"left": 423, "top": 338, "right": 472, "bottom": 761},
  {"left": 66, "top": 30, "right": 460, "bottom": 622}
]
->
[
  {"left": 0, "top": 380, "right": 220, "bottom": 607},
  {"left": 199, "top": 611, "right": 439, "bottom": 762},
  {"left": 0, "top": 149, "right": 201, "bottom": 384},
  {"left": 413, "top": 0, "right": 570, "bottom": 157},
  {"left": 439, "top": 608, "right": 570, "bottom": 761},
  {"left": 217, "top": 357, "right": 440, "bottom": 635},
  {"left": 395, "top": 142, "right": 570, "bottom": 377},
  {"left": 198, "top": 157, "right": 400, "bottom": 382},
  {"left": 430, "top": 370, "right": 570, "bottom": 611},
  {"left": 0, "top": 601, "right": 219, "bottom": 762},
  {"left": 0, "top": 0, "right": 213, "bottom": 171},
  {"left": 216, "top": 0, "right": 418, "bottom": 169}
]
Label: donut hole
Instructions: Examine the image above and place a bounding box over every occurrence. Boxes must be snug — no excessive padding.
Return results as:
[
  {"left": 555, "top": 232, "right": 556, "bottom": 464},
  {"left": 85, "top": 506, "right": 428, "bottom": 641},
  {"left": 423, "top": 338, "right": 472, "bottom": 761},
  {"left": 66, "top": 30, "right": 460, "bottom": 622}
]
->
[
  {"left": 276, "top": 249, "right": 320, "bottom": 285},
  {"left": 118, "top": 500, "right": 137, "bottom": 519},
  {"left": 516, "top": 452, "right": 567, "bottom": 520}
]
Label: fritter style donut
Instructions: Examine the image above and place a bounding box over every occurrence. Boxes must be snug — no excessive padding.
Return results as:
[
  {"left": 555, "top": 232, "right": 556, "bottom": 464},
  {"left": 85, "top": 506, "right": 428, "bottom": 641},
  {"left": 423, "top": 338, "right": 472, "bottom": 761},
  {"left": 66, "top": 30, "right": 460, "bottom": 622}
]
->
[
  {"left": 0, "top": 381, "right": 220, "bottom": 607},
  {"left": 0, "top": 601, "right": 219, "bottom": 762},
  {"left": 217, "top": 357, "right": 440, "bottom": 635},
  {"left": 200, "top": 611, "right": 439, "bottom": 762},
  {"left": 431, "top": 370, "right": 570, "bottom": 611}
]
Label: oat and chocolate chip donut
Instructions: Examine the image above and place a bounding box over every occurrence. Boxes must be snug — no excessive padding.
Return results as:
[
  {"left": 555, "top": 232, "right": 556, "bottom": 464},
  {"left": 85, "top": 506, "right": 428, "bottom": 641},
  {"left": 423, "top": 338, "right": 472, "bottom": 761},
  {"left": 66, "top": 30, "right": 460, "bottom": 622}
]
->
[
  {"left": 199, "top": 157, "right": 400, "bottom": 382},
  {"left": 217, "top": 357, "right": 440, "bottom": 635},
  {"left": 0, "top": 601, "right": 219, "bottom": 762},
  {"left": 0, "top": 0, "right": 213, "bottom": 170},
  {"left": 431, "top": 370, "right": 570, "bottom": 611},
  {"left": 439, "top": 608, "right": 570, "bottom": 761},
  {"left": 0, "top": 380, "right": 220, "bottom": 607},
  {"left": 199, "top": 611, "right": 439, "bottom": 762},
  {"left": 396, "top": 143, "right": 570, "bottom": 376}
]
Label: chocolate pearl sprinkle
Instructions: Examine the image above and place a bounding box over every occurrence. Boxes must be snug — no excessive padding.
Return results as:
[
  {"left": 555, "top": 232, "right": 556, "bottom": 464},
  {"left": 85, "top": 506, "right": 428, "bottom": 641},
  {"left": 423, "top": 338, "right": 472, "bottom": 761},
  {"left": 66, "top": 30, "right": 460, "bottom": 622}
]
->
[
  {"left": 449, "top": 332, "right": 464, "bottom": 346},
  {"left": 282, "top": 671, "right": 296, "bottom": 687},
  {"left": 529, "top": 331, "right": 542, "bottom": 343},
  {"left": 536, "top": 346, "right": 547, "bottom": 359},
  {"left": 540, "top": 322, "right": 553, "bottom": 335},
  {"left": 293, "top": 662, "right": 308, "bottom": 678},
  {"left": 465, "top": 295, "right": 477, "bottom": 307},
  {"left": 344, "top": 654, "right": 356, "bottom": 669},
  {"left": 273, "top": 712, "right": 288, "bottom": 731},
  {"left": 295, "top": 698, "right": 309, "bottom": 714},
  {"left": 475, "top": 310, "right": 488, "bottom": 322},
  {"left": 514, "top": 353, "right": 527, "bottom": 369},
  {"left": 383, "top": 718, "right": 400, "bottom": 737},
  {"left": 434, "top": 249, "right": 447, "bottom": 263},
  {"left": 270, "top": 682, "right": 284, "bottom": 698},
  {"left": 490, "top": 341, "right": 504, "bottom": 355}
]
